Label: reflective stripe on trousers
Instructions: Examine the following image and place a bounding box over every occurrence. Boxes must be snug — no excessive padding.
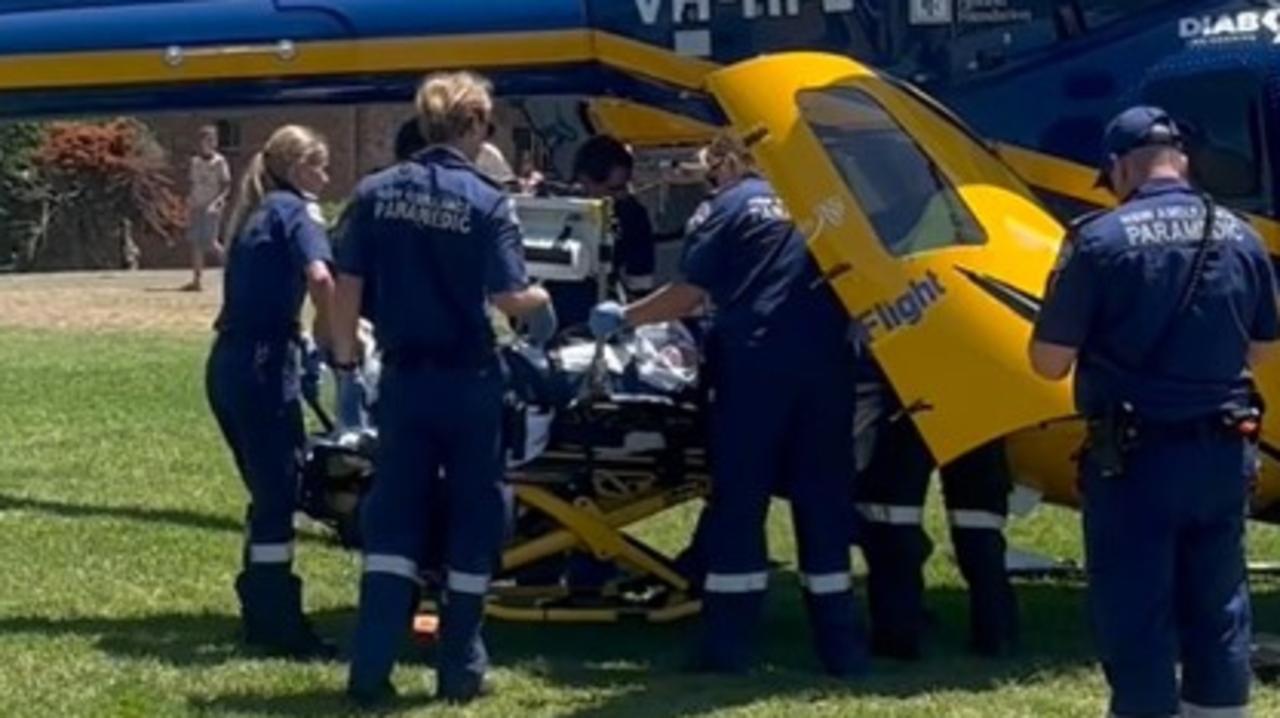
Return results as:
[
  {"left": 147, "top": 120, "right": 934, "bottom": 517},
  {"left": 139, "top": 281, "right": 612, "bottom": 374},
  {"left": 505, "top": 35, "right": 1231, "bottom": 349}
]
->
[
  {"left": 858, "top": 503, "right": 924, "bottom": 526},
  {"left": 705, "top": 572, "right": 768, "bottom": 593},
  {"left": 801, "top": 572, "right": 852, "bottom": 595},
  {"left": 948, "top": 509, "right": 1007, "bottom": 530},
  {"left": 1179, "top": 702, "right": 1247, "bottom": 718},
  {"left": 363, "top": 553, "right": 421, "bottom": 584},
  {"left": 248, "top": 542, "right": 293, "bottom": 564},
  {"left": 446, "top": 570, "right": 490, "bottom": 595}
]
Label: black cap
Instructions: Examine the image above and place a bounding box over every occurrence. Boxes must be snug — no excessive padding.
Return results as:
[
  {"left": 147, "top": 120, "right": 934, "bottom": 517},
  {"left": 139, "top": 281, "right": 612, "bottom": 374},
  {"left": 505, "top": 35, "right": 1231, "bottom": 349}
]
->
[{"left": 1095, "top": 105, "right": 1183, "bottom": 189}]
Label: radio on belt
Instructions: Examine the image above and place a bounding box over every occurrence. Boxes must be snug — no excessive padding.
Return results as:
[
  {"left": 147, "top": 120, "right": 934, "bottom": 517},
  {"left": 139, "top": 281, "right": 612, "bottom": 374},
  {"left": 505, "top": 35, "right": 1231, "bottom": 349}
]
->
[{"left": 514, "top": 195, "right": 615, "bottom": 294}]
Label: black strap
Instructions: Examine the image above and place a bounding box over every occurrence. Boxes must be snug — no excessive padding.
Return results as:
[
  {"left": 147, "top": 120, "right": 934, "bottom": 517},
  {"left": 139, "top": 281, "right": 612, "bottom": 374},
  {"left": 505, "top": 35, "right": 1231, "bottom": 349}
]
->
[{"left": 1137, "top": 194, "right": 1216, "bottom": 372}]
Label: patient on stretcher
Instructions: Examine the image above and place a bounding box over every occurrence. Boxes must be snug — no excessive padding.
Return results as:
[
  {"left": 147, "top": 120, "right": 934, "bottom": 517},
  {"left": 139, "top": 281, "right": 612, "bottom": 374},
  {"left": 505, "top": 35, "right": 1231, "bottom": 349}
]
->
[{"left": 298, "top": 320, "right": 706, "bottom": 547}]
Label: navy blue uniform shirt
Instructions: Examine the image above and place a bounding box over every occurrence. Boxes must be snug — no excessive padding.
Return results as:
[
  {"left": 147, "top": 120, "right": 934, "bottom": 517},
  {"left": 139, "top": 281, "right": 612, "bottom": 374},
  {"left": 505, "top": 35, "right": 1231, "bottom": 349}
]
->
[
  {"left": 336, "top": 146, "right": 528, "bottom": 366},
  {"left": 680, "top": 174, "right": 849, "bottom": 356},
  {"left": 331, "top": 199, "right": 377, "bottom": 321},
  {"left": 216, "top": 189, "right": 331, "bottom": 339},
  {"left": 1034, "top": 178, "right": 1280, "bottom": 421},
  {"left": 613, "top": 194, "right": 656, "bottom": 286}
]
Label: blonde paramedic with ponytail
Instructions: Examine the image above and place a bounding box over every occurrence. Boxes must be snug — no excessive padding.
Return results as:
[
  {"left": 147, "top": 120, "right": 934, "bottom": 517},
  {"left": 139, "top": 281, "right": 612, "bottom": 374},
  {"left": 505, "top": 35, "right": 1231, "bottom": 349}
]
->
[{"left": 205, "top": 125, "right": 337, "bottom": 660}]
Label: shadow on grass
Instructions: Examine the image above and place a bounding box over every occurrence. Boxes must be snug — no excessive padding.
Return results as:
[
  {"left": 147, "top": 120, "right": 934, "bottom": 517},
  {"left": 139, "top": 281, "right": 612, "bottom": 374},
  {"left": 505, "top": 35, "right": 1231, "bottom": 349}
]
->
[
  {"left": 189, "top": 688, "right": 433, "bottom": 717},
  {"left": 0, "top": 492, "right": 337, "bottom": 547},
  {"left": 7, "top": 578, "right": 1280, "bottom": 717},
  {"left": 483, "top": 578, "right": 1107, "bottom": 717},
  {"left": 0, "top": 492, "right": 244, "bottom": 535},
  {"left": 0, "top": 608, "right": 354, "bottom": 669}
]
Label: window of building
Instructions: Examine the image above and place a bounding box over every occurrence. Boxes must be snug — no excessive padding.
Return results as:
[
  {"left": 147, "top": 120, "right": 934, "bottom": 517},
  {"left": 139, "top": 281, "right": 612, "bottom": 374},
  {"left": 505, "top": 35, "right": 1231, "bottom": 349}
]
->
[
  {"left": 215, "top": 119, "right": 241, "bottom": 154},
  {"left": 1143, "top": 69, "right": 1270, "bottom": 214},
  {"left": 796, "top": 86, "right": 986, "bottom": 256}
]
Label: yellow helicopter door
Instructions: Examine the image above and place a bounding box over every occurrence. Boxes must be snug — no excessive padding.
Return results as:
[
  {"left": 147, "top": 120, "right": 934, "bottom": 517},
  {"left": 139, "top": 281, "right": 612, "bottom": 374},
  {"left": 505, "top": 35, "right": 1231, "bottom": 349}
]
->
[{"left": 704, "top": 52, "right": 1074, "bottom": 464}]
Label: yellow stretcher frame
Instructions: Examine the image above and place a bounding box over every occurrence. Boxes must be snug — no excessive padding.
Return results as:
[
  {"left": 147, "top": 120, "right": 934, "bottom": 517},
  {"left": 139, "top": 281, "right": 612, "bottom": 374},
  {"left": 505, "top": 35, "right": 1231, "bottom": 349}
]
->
[
  {"left": 413, "top": 429, "right": 711, "bottom": 624},
  {"left": 485, "top": 476, "right": 709, "bottom": 624},
  {"left": 413, "top": 476, "right": 709, "bottom": 625}
]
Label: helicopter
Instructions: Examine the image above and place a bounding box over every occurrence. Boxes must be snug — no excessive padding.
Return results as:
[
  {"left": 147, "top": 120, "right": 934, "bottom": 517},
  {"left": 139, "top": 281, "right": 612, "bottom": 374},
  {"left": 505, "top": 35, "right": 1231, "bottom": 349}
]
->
[{"left": 0, "top": 1, "right": 1276, "bottom": 619}]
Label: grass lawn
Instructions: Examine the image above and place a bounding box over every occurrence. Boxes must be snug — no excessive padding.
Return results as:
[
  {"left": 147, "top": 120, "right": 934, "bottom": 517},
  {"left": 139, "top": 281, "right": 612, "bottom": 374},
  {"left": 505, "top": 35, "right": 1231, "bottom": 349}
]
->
[{"left": 3, "top": 278, "right": 1280, "bottom": 716}]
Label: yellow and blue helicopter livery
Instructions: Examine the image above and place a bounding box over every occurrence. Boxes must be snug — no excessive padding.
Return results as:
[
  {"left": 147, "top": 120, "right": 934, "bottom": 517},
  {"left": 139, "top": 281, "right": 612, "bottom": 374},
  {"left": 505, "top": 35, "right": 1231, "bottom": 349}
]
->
[{"left": 1, "top": 0, "right": 1278, "bottom": 619}]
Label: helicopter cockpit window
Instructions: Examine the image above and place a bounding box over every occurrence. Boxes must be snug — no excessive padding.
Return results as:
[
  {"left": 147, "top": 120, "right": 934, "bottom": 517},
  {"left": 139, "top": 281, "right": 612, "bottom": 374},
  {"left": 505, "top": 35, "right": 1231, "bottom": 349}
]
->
[
  {"left": 1143, "top": 70, "right": 1270, "bottom": 215},
  {"left": 1079, "top": 0, "right": 1180, "bottom": 30},
  {"left": 796, "top": 87, "right": 986, "bottom": 257}
]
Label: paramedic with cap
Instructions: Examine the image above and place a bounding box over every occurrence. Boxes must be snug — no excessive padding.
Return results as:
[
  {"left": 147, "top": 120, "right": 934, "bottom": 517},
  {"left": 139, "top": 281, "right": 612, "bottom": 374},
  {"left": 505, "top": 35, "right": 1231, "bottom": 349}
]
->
[
  {"left": 332, "top": 70, "right": 554, "bottom": 706},
  {"left": 1030, "top": 105, "right": 1279, "bottom": 718},
  {"left": 589, "top": 133, "right": 866, "bottom": 676},
  {"left": 205, "top": 124, "right": 336, "bottom": 659}
]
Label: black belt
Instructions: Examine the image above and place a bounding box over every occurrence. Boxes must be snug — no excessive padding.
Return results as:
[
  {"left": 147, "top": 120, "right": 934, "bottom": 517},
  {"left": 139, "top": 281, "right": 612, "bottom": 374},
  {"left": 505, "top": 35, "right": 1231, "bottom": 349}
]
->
[
  {"left": 214, "top": 317, "right": 299, "bottom": 341},
  {"left": 381, "top": 345, "right": 495, "bottom": 371},
  {"left": 214, "top": 329, "right": 297, "bottom": 346},
  {"left": 1138, "top": 414, "right": 1245, "bottom": 443}
]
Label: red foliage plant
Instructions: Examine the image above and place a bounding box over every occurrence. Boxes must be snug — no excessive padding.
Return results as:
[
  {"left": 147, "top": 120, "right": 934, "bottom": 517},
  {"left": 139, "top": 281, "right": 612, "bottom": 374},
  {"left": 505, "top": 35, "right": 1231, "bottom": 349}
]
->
[{"left": 33, "top": 118, "right": 186, "bottom": 249}]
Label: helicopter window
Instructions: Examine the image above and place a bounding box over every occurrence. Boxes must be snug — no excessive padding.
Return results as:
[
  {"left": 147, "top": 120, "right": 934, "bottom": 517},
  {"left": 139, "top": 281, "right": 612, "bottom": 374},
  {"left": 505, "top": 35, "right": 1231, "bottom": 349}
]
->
[
  {"left": 796, "top": 86, "right": 986, "bottom": 257},
  {"left": 1143, "top": 70, "right": 1270, "bottom": 215},
  {"left": 1078, "top": 1, "right": 1178, "bottom": 30}
]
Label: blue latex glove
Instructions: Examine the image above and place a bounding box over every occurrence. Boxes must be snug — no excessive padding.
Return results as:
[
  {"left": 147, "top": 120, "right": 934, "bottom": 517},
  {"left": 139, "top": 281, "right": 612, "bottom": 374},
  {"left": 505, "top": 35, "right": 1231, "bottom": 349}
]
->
[
  {"left": 588, "top": 301, "right": 627, "bottom": 340},
  {"left": 524, "top": 300, "right": 558, "bottom": 347}
]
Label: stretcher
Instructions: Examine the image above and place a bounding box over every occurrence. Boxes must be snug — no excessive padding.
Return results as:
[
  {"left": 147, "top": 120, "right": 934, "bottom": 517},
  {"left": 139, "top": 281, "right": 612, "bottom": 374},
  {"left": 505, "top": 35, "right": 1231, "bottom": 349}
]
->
[{"left": 298, "top": 324, "right": 711, "bottom": 623}]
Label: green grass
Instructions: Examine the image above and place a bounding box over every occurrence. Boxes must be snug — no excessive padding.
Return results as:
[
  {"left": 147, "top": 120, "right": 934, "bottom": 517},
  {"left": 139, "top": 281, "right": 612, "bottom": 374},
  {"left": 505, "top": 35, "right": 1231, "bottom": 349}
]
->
[{"left": 3, "top": 327, "right": 1280, "bottom": 717}]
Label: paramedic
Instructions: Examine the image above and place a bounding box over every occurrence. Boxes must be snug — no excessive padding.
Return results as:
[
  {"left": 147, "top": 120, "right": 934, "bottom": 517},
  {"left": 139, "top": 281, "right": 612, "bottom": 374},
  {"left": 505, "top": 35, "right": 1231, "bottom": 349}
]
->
[
  {"left": 1030, "top": 105, "right": 1279, "bottom": 718},
  {"left": 205, "top": 124, "right": 336, "bottom": 659},
  {"left": 574, "top": 135, "right": 657, "bottom": 303},
  {"left": 855, "top": 358, "right": 1019, "bottom": 660},
  {"left": 332, "top": 71, "right": 553, "bottom": 706},
  {"left": 589, "top": 133, "right": 866, "bottom": 676},
  {"left": 540, "top": 134, "right": 652, "bottom": 327}
]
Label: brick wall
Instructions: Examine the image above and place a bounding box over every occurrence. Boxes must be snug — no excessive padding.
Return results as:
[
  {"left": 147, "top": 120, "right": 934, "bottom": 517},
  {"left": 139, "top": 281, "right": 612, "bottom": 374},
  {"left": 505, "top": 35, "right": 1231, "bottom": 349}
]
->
[
  {"left": 140, "top": 101, "right": 527, "bottom": 268},
  {"left": 147, "top": 101, "right": 524, "bottom": 203}
]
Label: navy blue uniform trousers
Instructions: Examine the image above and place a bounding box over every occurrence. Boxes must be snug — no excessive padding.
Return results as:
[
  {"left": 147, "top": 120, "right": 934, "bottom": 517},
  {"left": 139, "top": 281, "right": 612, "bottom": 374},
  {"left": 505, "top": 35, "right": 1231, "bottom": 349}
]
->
[
  {"left": 857, "top": 421, "right": 1017, "bottom": 657},
  {"left": 206, "top": 335, "right": 304, "bottom": 567},
  {"left": 349, "top": 363, "right": 511, "bottom": 698},
  {"left": 699, "top": 344, "right": 866, "bottom": 675},
  {"left": 1082, "top": 433, "right": 1253, "bottom": 717}
]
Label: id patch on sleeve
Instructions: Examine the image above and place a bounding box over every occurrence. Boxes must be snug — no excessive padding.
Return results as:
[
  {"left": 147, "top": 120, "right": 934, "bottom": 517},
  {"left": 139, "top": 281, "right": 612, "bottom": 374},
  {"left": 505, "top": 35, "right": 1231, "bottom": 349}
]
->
[
  {"left": 506, "top": 197, "right": 522, "bottom": 228},
  {"left": 306, "top": 201, "right": 326, "bottom": 226},
  {"left": 686, "top": 201, "right": 712, "bottom": 233}
]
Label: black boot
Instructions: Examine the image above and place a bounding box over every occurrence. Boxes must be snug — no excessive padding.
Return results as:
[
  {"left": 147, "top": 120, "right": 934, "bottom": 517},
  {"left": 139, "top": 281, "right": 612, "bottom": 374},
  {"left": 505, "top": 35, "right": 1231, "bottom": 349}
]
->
[
  {"left": 235, "top": 567, "right": 337, "bottom": 660},
  {"left": 804, "top": 592, "right": 869, "bottom": 678},
  {"left": 871, "top": 629, "right": 923, "bottom": 662},
  {"left": 436, "top": 591, "right": 494, "bottom": 702},
  {"left": 968, "top": 587, "right": 1020, "bottom": 658},
  {"left": 347, "top": 679, "right": 398, "bottom": 709},
  {"left": 349, "top": 573, "right": 419, "bottom": 704}
]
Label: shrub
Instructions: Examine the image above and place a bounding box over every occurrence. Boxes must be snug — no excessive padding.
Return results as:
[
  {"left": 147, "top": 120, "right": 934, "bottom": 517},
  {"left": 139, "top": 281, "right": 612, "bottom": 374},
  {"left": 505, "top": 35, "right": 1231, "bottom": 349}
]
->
[
  {"left": 20, "top": 118, "right": 185, "bottom": 270},
  {"left": 0, "top": 123, "right": 47, "bottom": 267}
]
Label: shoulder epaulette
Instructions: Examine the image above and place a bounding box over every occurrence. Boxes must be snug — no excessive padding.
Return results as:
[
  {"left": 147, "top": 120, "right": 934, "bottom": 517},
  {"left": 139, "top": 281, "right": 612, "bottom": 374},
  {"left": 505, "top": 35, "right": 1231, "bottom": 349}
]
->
[
  {"left": 1218, "top": 205, "right": 1251, "bottom": 224},
  {"left": 1067, "top": 207, "right": 1107, "bottom": 232}
]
